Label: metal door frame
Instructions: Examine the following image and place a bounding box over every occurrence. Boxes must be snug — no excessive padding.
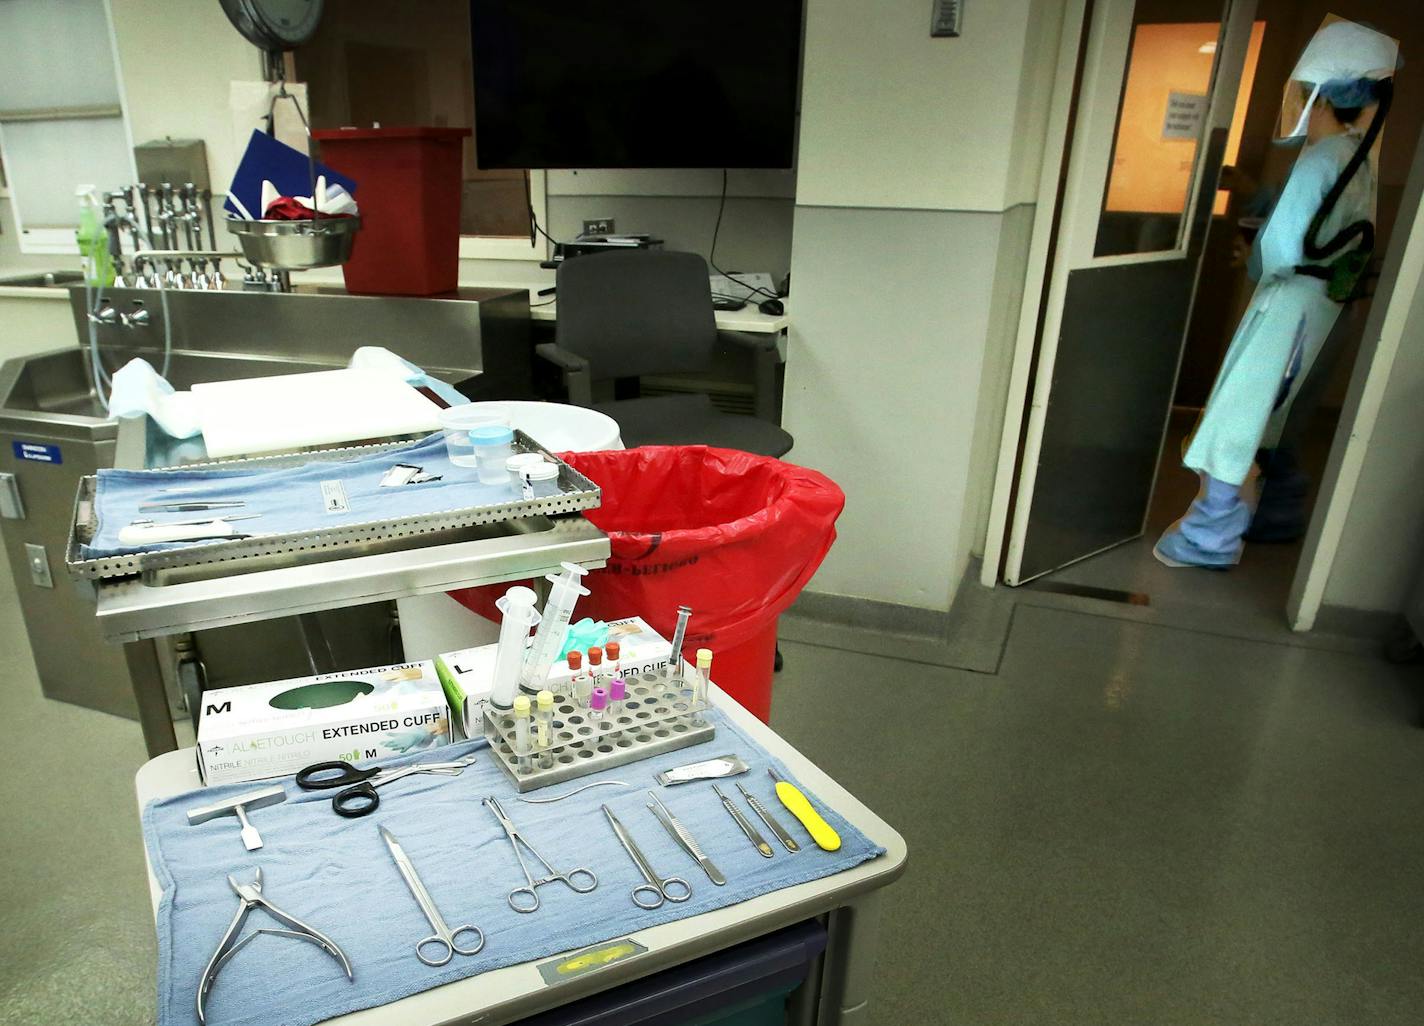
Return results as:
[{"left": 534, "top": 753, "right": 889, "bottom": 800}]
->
[{"left": 982, "top": 0, "right": 1257, "bottom": 586}]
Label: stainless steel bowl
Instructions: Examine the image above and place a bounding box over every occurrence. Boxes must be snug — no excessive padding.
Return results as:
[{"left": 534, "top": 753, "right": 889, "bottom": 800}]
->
[{"left": 225, "top": 216, "right": 361, "bottom": 269}]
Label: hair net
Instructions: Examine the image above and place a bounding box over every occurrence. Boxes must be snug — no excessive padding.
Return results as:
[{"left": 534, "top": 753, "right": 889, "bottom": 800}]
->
[
  {"left": 1318, "top": 77, "right": 1384, "bottom": 111},
  {"left": 1280, "top": 19, "right": 1400, "bottom": 139}
]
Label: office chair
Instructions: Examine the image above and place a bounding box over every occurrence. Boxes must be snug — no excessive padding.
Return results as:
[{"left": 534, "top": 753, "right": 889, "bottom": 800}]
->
[{"left": 535, "top": 249, "right": 792, "bottom": 456}]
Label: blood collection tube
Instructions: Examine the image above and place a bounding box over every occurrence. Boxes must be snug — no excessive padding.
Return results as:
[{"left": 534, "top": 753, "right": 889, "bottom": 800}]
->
[
  {"left": 588, "top": 645, "right": 604, "bottom": 691},
  {"left": 589, "top": 685, "right": 609, "bottom": 731},
  {"left": 609, "top": 675, "right": 627, "bottom": 727},
  {"left": 513, "top": 694, "right": 532, "bottom": 772},
  {"left": 693, "top": 649, "right": 712, "bottom": 725},
  {"left": 605, "top": 640, "right": 622, "bottom": 682},
  {"left": 536, "top": 689, "right": 554, "bottom": 769},
  {"left": 567, "top": 650, "right": 586, "bottom": 705}
]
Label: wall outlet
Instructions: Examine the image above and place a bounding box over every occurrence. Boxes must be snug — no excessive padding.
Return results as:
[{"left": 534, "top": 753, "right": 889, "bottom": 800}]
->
[{"left": 582, "top": 218, "right": 615, "bottom": 236}]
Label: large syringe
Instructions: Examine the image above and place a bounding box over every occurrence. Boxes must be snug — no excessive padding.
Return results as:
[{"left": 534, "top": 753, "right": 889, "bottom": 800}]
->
[{"left": 520, "top": 562, "right": 590, "bottom": 693}]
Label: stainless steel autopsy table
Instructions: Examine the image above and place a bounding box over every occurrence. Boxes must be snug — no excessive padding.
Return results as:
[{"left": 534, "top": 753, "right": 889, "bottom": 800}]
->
[{"left": 90, "top": 417, "right": 610, "bottom": 756}]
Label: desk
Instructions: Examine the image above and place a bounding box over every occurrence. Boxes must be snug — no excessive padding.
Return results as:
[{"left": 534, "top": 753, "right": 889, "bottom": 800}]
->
[
  {"left": 529, "top": 295, "right": 789, "bottom": 336},
  {"left": 462, "top": 280, "right": 790, "bottom": 336},
  {"left": 135, "top": 687, "right": 907, "bottom": 1026}
]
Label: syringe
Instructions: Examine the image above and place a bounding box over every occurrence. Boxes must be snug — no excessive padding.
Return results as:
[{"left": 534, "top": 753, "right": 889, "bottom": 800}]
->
[
  {"left": 520, "top": 562, "right": 590, "bottom": 693},
  {"left": 666, "top": 605, "right": 692, "bottom": 680},
  {"left": 490, "top": 586, "right": 540, "bottom": 713}
]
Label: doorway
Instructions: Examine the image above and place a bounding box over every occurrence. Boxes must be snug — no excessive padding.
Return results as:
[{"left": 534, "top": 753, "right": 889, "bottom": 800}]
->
[{"left": 989, "top": 0, "right": 1424, "bottom": 628}]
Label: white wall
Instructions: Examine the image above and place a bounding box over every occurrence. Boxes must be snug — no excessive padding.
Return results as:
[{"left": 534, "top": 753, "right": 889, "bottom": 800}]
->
[
  {"left": 1321, "top": 268, "right": 1424, "bottom": 613},
  {"left": 784, "top": 208, "right": 1008, "bottom": 609},
  {"left": 783, "top": 0, "right": 1060, "bottom": 612},
  {"left": 795, "top": 0, "right": 1053, "bottom": 212},
  {"left": 108, "top": 0, "right": 262, "bottom": 194}
]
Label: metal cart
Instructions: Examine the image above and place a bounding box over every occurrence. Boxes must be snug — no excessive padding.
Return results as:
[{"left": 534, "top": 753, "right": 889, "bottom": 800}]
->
[{"left": 76, "top": 415, "right": 609, "bottom": 756}]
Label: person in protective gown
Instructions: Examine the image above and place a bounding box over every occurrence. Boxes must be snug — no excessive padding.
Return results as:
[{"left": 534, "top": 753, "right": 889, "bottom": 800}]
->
[{"left": 1156, "top": 19, "right": 1400, "bottom": 569}]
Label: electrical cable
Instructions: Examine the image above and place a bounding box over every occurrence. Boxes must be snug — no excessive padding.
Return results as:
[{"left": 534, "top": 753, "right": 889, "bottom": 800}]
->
[
  {"left": 1295, "top": 77, "right": 1393, "bottom": 300},
  {"left": 525, "top": 170, "right": 560, "bottom": 249},
  {"left": 708, "top": 169, "right": 780, "bottom": 302},
  {"left": 1303, "top": 78, "right": 1391, "bottom": 262}
]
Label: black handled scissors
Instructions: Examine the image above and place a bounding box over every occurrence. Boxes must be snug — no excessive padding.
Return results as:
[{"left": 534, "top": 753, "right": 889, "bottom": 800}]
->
[{"left": 295, "top": 754, "right": 477, "bottom": 817}]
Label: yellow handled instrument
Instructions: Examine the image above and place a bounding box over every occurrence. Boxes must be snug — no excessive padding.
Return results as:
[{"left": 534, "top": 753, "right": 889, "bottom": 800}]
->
[{"left": 768, "top": 768, "right": 840, "bottom": 851}]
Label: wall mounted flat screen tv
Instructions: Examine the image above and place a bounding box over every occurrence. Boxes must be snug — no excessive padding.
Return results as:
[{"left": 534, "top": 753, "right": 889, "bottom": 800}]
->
[{"left": 469, "top": 1, "right": 802, "bottom": 169}]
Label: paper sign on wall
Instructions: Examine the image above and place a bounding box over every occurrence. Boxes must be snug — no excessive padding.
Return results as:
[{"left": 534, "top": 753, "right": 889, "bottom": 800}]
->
[{"left": 1162, "top": 92, "right": 1208, "bottom": 140}]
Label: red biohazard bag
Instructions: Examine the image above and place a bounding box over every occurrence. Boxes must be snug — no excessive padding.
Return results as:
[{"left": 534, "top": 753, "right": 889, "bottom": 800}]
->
[{"left": 450, "top": 446, "right": 844, "bottom": 721}]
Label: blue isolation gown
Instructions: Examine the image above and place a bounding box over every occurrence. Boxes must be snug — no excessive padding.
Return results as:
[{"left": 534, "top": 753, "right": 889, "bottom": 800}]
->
[{"left": 1183, "top": 131, "right": 1374, "bottom": 487}]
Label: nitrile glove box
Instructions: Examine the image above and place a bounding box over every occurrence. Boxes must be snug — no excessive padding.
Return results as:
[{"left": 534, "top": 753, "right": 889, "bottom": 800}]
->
[
  {"left": 196, "top": 661, "right": 452, "bottom": 785},
  {"left": 436, "top": 615, "right": 674, "bottom": 738}
]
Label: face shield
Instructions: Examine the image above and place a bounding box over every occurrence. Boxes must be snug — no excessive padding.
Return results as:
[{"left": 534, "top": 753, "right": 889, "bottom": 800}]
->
[{"left": 1279, "top": 18, "right": 1399, "bottom": 140}]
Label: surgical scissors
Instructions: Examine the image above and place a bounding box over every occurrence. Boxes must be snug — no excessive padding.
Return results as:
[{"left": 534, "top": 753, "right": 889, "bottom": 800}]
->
[
  {"left": 380, "top": 825, "right": 485, "bottom": 967},
  {"left": 296, "top": 754, "right": 478, "bottom": 817},
  {"left": 197, "top": 868, "right": 352, "bottom": 1024},
  {"left": 483, "top": 796, "right": 598, "bottom": 913},
  {"left": 602, "top": 805, "right": 691, "bottom": 910}
]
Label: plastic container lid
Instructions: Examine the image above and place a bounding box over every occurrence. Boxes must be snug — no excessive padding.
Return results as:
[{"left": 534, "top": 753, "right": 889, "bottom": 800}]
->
[
  {"left": 609, "top": 676, "right": 627, "bottom": 701},
  {"left": 567, "top": 651, "right": 582, "bottom": 669},
  {"left": 588, "top": 646, "right": 603, "bottom": 664},
  {"left": 536, "top": 690, "right": 555, "bottom": 710},
  {"left": 523, "top": 462, "right": 560, "bottom": 481},
  {"left": 589, "top": 686, "right": 608, "bottom": 711},
  {"left": 696, "top": 648, "right": 713, "bottom": 667},
  {"left": 469, "top": 424, "right": 514, "bottom": 445},
  {"left": 507, "top": 453, "right": 550, "bottom": 471},
  {"left": 606, "top": 641, "right": 620, "bottom": 660},
  {"left": 513, "top": 695, "right": 531, "bottom": 716}
]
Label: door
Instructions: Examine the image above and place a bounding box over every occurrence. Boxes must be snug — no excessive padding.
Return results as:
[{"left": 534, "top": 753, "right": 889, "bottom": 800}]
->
[{"left": 1003, "top": 0, "right": 1258, "bottom": 585}]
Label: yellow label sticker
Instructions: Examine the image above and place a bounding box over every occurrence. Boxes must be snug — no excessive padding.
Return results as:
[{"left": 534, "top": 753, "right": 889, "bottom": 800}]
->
[{"left": 537, "top": 939, "right": 645, "bottom": 984}]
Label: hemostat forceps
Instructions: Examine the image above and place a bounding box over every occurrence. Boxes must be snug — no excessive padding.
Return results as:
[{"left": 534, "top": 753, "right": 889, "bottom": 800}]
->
[
  {"left": 483, "top": 796, "right": 598, "bottom": 913},
  {"left": 197, "top": 868, "right": 352, "bottom": 1024}
]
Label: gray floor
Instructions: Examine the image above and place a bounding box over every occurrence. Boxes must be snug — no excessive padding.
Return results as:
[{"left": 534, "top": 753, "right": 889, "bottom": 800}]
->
[
  {"left": 1027, "top": 409, "right": 1339, "bottom": 642},
  {"left": 3, "top": 575, "right": 1423, "bottom": 1023}
]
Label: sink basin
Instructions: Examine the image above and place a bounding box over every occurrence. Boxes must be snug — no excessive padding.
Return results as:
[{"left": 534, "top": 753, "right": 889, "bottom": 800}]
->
[{"left": 0, "top": 270, "right": 85, "bottom": 288}]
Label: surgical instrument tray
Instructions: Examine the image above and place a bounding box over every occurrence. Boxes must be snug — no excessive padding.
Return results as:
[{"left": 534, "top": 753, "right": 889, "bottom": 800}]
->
[{"left": 64, "top": 430, "right": 599, "bottom": 583}]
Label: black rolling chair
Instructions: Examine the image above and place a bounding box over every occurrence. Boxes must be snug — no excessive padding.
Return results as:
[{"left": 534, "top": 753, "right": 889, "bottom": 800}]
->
[{"left": 535, "top": 249, "right": 792, "bottom": 456}]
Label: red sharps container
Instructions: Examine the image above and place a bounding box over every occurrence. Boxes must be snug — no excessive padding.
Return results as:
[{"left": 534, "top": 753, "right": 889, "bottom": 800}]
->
[{"left": 312, "top": 126, "right": 470, "bottom": 296}]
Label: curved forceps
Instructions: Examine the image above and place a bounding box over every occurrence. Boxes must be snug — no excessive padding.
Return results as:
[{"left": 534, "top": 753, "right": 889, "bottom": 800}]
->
[
  {"left": 379, "top": 826, "right": 485, "bottom": 967},
  {"left": 602, "top": 805, "right": 691, "bottom": 910},
  {"left": 483, "top": 796, "right": 598, "bottom": 913},
  {"left": 297, "top": 754, "right": 478, "bottom": 817},
  {"left": 196, "top": 868, "right": 352, "bottom": 1024}
]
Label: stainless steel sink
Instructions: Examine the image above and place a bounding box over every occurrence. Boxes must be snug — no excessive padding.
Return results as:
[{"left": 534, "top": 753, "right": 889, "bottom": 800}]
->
[
  {"left": 0, "top": 347, "right": 336, "bottom": 440},
  {"left": 0, "top": 270, "right": 85, "bottom": 288}
]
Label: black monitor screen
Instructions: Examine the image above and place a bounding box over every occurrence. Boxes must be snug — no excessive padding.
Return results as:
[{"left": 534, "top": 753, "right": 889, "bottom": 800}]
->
[{"left": 470, "top": 1, "right": 802, "bottom": 169}]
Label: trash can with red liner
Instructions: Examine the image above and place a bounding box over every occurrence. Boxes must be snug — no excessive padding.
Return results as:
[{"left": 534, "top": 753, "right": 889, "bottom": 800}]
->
[{"left": 451, "top": 446, "right": 844, "bottom": 722}]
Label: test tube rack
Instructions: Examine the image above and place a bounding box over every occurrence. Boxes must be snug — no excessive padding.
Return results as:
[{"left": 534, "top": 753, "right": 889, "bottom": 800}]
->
[{"left": 483, "top": 669, "right": 715, "bottom": 791}]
